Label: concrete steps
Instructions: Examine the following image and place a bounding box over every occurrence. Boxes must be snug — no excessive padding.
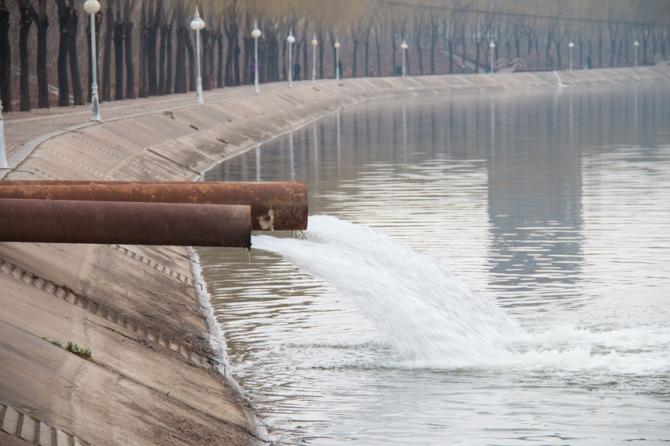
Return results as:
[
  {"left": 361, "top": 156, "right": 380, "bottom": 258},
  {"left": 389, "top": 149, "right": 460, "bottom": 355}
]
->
[{"left": 0, "top": 404, "right": 88, "bottom": 446}]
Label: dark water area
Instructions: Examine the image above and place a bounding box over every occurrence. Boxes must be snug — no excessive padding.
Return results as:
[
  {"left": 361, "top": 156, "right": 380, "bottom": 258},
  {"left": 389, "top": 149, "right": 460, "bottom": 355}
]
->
[{"left": 199, "top": 82, "right": 670, "bottom": 445}]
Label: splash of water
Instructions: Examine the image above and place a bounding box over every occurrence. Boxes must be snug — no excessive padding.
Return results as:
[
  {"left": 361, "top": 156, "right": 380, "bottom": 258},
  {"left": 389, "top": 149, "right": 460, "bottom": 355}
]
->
[
  {"left": 252, "top": 216, "right": 670, "bottom": 374},
  {"left": 253, "top": 215, "right": 521, "bottom": 367},
  {"left": 553, "top": 70, "right": 568, "bottom": 89}
]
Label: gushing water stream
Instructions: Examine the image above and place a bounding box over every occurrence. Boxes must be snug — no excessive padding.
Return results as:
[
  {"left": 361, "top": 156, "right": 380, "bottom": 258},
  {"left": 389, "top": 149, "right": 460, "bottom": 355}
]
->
[{"left": 253, "top": 216, "right": 670, "bottom": 373}]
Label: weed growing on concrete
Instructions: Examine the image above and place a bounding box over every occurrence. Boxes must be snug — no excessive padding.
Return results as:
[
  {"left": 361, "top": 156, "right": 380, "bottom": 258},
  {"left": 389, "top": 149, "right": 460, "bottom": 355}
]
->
[
  {"left": 66, "top": 342, "right": 92, "bottom": 360},
  {"left": 42, "top": 337, "right": 62, "bottom": 347}
]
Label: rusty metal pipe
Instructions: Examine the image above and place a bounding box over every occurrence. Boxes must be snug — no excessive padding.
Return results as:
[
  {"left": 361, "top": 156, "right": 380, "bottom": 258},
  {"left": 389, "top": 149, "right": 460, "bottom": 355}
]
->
[
  {"left": 0, "top": 198, "right": 251, "bottom": 247},
  {"left": 0, "top": 181, "right": 307, "bottom": 231}
]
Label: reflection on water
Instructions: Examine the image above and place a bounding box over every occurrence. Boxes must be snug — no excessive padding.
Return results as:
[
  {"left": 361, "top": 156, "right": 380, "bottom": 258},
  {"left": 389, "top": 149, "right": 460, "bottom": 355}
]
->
[{"left": 199, "top": 83, "right": 670, "bottom": 445}]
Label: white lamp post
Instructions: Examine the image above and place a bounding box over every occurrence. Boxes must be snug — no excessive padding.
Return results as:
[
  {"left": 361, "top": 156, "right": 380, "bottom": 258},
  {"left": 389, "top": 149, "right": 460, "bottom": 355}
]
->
[
  {"left": 489, "top": 40, "right": 496, "bottom": 74},
  {"left": 334, "top": 39, "right": 341, "bottom": 80},
  {"left": 401, "top": 40, "right": 408, "bottom": 78},
  {"left": 287, "top": 29, "right": 296, "bottom": 87},
  {"left": 311, "top": 35, "right": 318, "bottom": 83},
  {"left": 252, "top": 22, "right": 262, "bottom": 94},
  {"left": 190, "top": 6, "right": 206, "bottom": 104},
  {"left": 634, "top": 40, "right": 640, "bottom": 67},
  {"left": 84, "top": 0, "right": 101, "bottom": 121},
  {"left": 0, "top": 98, "right": 7, "bottom": 169},
  {"left": 568, "top": 41, "right": 575, "bottom": 71}
]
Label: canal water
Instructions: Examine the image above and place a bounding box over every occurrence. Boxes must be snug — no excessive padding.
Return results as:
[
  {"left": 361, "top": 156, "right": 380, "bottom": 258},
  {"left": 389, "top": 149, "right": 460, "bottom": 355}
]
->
[{"left": 198, "top": 81, "right": 670, "bottom": 445}]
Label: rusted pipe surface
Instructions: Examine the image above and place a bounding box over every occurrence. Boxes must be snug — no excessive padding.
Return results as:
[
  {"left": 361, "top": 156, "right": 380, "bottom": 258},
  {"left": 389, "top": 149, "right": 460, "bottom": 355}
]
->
[
  {"left": 0, "top": 198, "right": 251, "bottom": 247},
  {"left": 0, "top": 181, "right": 308, "bottom": 231}
]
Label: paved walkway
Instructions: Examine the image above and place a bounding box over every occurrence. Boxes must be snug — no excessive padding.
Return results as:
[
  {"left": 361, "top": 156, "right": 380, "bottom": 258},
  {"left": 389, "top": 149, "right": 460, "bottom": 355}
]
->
[{"left": 3, "top": 81, "right": 307, "bottom": 169}]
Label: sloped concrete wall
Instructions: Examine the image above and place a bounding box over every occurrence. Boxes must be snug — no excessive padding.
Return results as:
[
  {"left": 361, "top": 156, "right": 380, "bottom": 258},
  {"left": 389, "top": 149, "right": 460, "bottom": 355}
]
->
[{"left": 0, "top": 67, "right": 668, "bottom": 446}]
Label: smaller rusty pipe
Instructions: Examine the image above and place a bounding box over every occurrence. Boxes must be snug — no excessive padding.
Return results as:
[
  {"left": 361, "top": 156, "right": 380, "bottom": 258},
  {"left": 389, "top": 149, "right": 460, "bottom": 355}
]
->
[
  {"left": 0, "top": 181, "right": 308, "bottom": 231},
  {"left": 0, "top": 198, "right": 251, "bottom": 247}
]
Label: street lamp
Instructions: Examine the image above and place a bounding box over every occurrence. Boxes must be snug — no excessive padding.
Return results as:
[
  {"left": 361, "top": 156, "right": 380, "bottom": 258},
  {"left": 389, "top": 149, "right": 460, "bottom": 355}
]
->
[
  {"left": 251, "top": 22, "right": 262, "bottom": 94},
  {"left": 190, "top": 6, "right": 206, "bottom": 104},
  {"left": 311, "top": 35, "right": 318, "bottom": 83},
  {"left": 634, "top": 40, "right": 640, "bottom": 67},
  {"left": 489, "top": 40, "right": 496, "bottom": 74},
  {"left": 334, "top": 39, "right": 341, "bottom": 80},
  {"left": 287, "top": 29, "right": 296, "bottom": 87},
  {"left": 568, "top": 41, "right": 575, "bottom": 71},
  {"left": 401, "top": 40, "right": 408, "bottom": 78},
  {"left": 0, "top": 98, "right": 7, "bottom": 169},
  {"left": 84, "top": 0, "right": 101, "bottom": 121}
]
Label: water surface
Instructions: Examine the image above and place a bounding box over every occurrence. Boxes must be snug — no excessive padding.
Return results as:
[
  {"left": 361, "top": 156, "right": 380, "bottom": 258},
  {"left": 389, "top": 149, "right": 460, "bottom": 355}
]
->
[{"left": 199, "top": 82, "right": 670, "bottom": 445}]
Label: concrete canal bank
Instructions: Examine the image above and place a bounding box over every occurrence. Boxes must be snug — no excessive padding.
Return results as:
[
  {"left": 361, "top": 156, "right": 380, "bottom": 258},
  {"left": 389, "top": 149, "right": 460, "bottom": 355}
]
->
[{"left": 1, "top": 67, "right": 668, "bottom": 445}]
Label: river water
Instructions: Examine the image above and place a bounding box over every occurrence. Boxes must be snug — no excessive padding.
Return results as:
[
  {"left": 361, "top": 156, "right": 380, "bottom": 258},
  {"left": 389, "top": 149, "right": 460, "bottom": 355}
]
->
[{"left": 198, "top": 81, "right": 670, "bottom": 445}]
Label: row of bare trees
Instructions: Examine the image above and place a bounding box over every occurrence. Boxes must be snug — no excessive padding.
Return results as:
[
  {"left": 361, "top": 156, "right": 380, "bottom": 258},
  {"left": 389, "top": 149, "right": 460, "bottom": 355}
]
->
[{"left": 1, "top": 0, "right": 669, "bottom": 112}]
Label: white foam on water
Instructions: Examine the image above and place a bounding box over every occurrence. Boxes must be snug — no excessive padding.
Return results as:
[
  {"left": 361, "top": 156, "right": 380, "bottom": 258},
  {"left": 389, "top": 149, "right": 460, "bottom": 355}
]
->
[{"left": 252, "top": 216, "right": 670, "bottom": 375}]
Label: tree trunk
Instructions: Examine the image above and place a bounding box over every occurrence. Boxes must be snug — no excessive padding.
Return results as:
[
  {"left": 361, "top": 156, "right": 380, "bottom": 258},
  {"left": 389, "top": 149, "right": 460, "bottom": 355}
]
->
[
  {"left": 544, "top": 33, "right": 552, "bottom": 69},
  {"left": 147, "top": 1, "right": 160, "bottom": 95},
  {"left": 67, "top": 1, "right": 84, "bottom": 106},
  {"left": 138, "top": 1, "right": 147, "bottom": 98},
  {"left": 317, "top": 31, "right": 324, "bottom": 78},
  {"left": 416, "top": 40, "right": 424, "bottom": 75},
  {"left": 185, "top": 32, "right": 195, "bottom": 91},
  {"left": 461, "top": 26, "right": 467, "bottom": 70},
  {"left": 68, "top": 5, "right": 84, "bottom": 105},
  {"left": 102, "top": 5, "right": 113, "bottom": 101},
  {"left": 352, "top": 41, "right": 359, "bottom": 77},
  {"left": 114, "top": 18, "right": 125, "bottom": 100},
  {"left": 242, "top": 36, "right": 251, "bottom": 85},
  {"left": 175, "top": 26, "right": 186, "bottom": 93},
  {"left": 165, "top": 22, "right": 174, "bottom": 93},
  {"left": 331, "top": 35, "right": 337, "bottom": 78},
  {"left": 225, "top": 31, "right": 235, "bottom": 86},
  {"left": 232, "top": 35, "right": 240, "bottom": 86},
  {"left": 598, "top": 28, "right": 603, "bottom": 68},
  {"left": 429, "top": 19, "right": 438, "bottom": 75},
  {"left": 374, "top": 26, "right": 381, "bottom": 76},
  {"left": 391, "top": 30, "right": 397, "bottom": 75},
  {"left": 302, "top": 38, "right": 308, "bottom": 80},
  {"left": 36, "top": 0, "right": 49, "bottom": 108},
  {"left": 201, "top": 29, "right": 210, "bottom": 90},
  {"left": 448, "top": 40, "right": 453, "bottom": 73},
  {"left": 0, "top": 1, "right": 9, "bottom": 111},
  {"left": 56, "top": 0, "right": 71, "bottom": 106},
  {"left": 216, "top": 32, "right": 224, "bottom": 88},
  {"left": 124, "top": 20, "right": 135, "bottom": 98},
  {"left": 157, "top": 22, "right": 167, "bottom": 93},
  {"left": 18, "top": 0, "right": 35, "bottom": 111},
  {"left": 364, "top": 35, "right": 370, "bottom": 76}
]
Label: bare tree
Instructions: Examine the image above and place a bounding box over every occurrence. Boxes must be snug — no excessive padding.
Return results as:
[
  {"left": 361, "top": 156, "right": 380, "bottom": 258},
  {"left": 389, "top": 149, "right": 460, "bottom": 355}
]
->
[
  {"left": 0, "top": 0, "right": 9, "bottom": 111},
  {"left": 36, "top": 0, "right": 49, "bottom": 108},
  {"left": 123, "top": 0, "right": 138, "bottom": 99},
  {"left": 101, "top": 0, "right": 113, "bottom": 101},
  {"left": 18, "top": 0, "right": 37, "bottom": 111}
]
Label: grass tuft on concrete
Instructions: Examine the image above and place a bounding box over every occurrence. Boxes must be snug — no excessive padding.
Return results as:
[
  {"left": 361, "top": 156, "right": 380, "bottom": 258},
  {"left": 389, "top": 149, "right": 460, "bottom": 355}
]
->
[{"left": 66, "top": 341, "right": 92, "bottom": 360}]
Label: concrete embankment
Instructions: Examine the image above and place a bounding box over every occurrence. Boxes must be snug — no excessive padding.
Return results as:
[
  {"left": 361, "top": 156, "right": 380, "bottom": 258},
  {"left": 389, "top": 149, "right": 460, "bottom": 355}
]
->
[{"left": 0, "top": 67, "right": 668, "bottom": 446}]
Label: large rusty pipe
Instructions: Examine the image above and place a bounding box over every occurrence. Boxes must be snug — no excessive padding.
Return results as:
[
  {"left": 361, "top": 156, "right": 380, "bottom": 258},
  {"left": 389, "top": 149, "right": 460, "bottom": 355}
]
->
[
  {"left": 0, "top": 198, "right": 251, "bottom": 247},
  {"left": 0, "top": 181, "right": 307, "bottom": 231}
]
